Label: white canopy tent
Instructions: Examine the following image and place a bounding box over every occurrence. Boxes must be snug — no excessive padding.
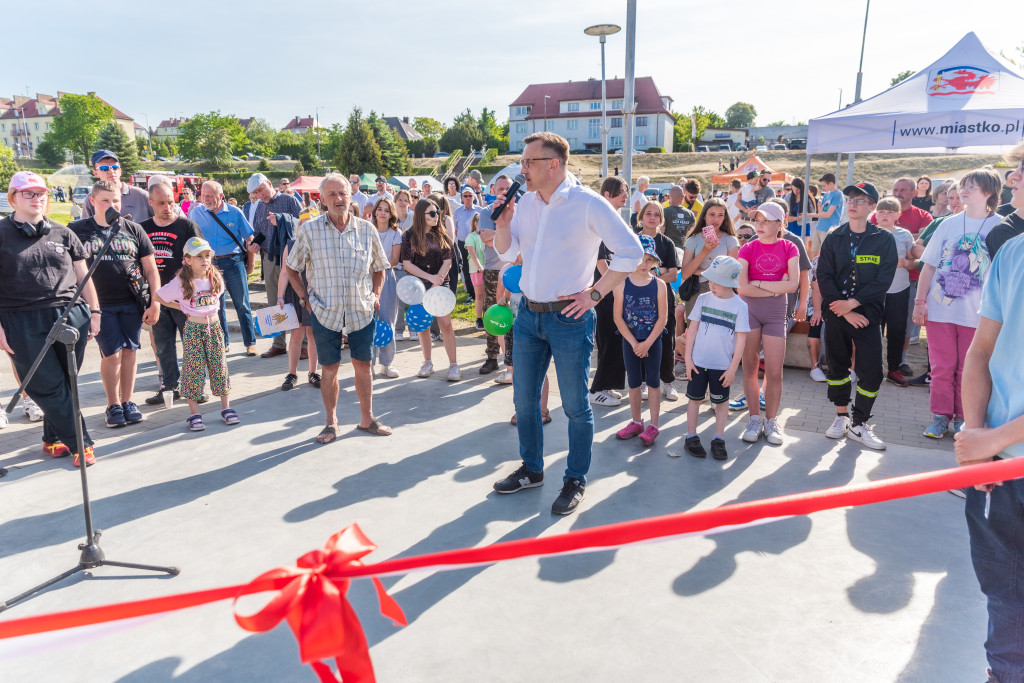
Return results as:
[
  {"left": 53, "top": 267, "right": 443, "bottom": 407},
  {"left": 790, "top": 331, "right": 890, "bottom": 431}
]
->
[{"left": 808, "top": 32, "right": 1024, "bottom": 155}]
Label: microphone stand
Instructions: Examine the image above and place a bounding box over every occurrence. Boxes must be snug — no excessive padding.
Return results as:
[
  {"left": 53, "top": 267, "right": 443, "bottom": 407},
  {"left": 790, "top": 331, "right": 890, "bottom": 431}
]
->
[{"left": 1, "top": 207, "right": 179, "bottom": 613}]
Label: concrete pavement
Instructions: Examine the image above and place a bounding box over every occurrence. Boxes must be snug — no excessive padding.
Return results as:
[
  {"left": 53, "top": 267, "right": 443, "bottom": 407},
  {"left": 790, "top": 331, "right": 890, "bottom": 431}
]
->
[{"left": 0, "top": 326, "right": 984, "bottom": 681}]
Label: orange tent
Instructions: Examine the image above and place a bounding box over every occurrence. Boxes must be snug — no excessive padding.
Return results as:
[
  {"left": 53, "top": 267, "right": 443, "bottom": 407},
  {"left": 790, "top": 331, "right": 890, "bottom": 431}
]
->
[
  {"left": 711, "top": 155, "right": 792, "bottom": 185},
  {"left": 287, "top": 176, "right": 325, "bottom": 196}
]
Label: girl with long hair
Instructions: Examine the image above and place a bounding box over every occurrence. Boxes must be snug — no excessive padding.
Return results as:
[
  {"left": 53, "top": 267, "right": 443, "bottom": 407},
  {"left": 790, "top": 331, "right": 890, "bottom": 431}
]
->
[
  {"left": 913, "top": 175, "right": 934, "bottom": 213},
  {"left": 636, "top": 200, "right": 681, "bottom": 401},
  {"left": 371, "top": 197, "right": 403, "bottom": 378},
  {"left": 400, "top": 198, "right": 460, "bottom": 380}
]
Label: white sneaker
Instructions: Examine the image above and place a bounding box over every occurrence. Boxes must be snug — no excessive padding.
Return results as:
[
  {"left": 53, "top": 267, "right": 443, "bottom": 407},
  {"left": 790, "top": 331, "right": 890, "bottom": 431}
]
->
[
  {"left": 661, "top": 383, "right": 679, "bottom": 401},
  {"left": 447, "top": 364, "right": 461, "bottom": 381},
  {"left": 493, "top": 370, "right": 514, "bottom": 385},
  {"left": 809, "top": 367, "right": 827, "bottom": 382},
  {"left": 384, "top": 365, "right": 400, "bottom": 378},
  {"left": 741, "top": 415, "right": 764, "bottom": 442},
  {"left": 0, "top": 409, "right": 7, "bottom": 429},
  {"left": 825, "top": 415, "right": 850, "bottom": 439},
  {"left": 22, "top": 396, "right": 44, "bottom": 422},
  {"left": 417, "top": 360, "right": 434, "bottom": 377},
  {"left": 589, "top": 391, "right": 622, "bottom": 407},
  {"left": 848, "top": 423, "right": 886, "bottom": 450},
  {"left": 640, "top": 384, "right": 648, "bottom": 401},
  {"left": 764, "top": 417, "right": 784, "bottom": 445}
]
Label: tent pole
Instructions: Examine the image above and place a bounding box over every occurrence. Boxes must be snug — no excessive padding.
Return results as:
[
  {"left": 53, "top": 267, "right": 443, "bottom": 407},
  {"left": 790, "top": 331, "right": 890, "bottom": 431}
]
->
[
  {"left": 835, "top": 153, "right": 842, "bottom": 180},
  {"left": 803, "top": 154, "right": 812, "bottom": 248}
]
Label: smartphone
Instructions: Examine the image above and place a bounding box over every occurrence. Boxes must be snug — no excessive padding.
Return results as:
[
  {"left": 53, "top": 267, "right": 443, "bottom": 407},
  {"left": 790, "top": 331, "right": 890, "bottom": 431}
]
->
[{"left": 702, "top": 225, "right": 717, "bottom": 242}]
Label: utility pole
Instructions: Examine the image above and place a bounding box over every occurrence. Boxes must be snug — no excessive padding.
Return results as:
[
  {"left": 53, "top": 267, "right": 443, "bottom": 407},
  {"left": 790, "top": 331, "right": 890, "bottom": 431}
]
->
[{"left": 622, "top": 0, "right": 637, "bottom": 195}]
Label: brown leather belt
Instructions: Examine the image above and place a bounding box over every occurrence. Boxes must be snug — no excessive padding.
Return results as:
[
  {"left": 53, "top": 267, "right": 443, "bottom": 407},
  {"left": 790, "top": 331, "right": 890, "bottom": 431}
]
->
[{"left": 524, "top": 296, "right": 571, "bottom": 313}]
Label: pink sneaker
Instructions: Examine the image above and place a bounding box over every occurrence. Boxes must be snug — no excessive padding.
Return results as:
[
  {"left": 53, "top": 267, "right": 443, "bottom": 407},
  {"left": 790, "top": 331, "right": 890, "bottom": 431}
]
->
[
  {"left": 639, "top": 424, "right": 660, "bottom": 446},
  {"left": 616, "top": 420, "right": 644, "bottom": 439}
]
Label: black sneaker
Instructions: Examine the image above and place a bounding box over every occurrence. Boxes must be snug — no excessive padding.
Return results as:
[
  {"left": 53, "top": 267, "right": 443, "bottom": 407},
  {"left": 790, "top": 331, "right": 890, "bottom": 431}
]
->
[
  {"left": 282, "top": 373, "right": 298, "bottom": 391},
  {"left": 493, "top": 464, "right": 544, "bottom": 494},
  {"left": 685, "top": 435, "right": 707, "bottom": 458},
  {"left": 145, "top": 388, "right": 181, "bottom": 406},
  {"left": 122, "top": 401, "right": 143, "bottom": 424},
  {"left": 479, "top": 358, "right": 499, "bottom": 375},
  {"left": 105, "top": 404, "right": 126, "bottom": 428},
  {"left": 710, "top": 438, "right": 728, "bottom": 461},
  {"left": 551, "top": 478, "right": 585, "bottom": 515},
  {"left": 898, "top": 363, "right": 914, "bottom": 377},
  {"left": 475, "top": 318, "right": 485, "bottom": 331}
]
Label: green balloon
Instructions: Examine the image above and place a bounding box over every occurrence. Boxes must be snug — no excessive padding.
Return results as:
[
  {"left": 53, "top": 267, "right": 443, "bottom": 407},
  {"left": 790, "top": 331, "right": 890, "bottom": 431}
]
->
[{"left": 483, "top": 304, "right": 514, "bottom": 337}]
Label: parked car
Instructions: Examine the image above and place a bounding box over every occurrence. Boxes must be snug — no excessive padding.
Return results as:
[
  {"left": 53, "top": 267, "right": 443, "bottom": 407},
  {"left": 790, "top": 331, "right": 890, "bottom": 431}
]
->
[
  {"left": 72, "top": 186, "right": 90, "bottom": 206},
  {"left": 574, "top": 149, "right": 599, "bottom": 155},
  {"left": 788, "top": 138, "right": 807, "bottom": 150},
  {"left": 735, "top": 145, "right": 748, "bottom": 152},
  {"left": 231, "top": 156, "right": 242, "bottom": 161},
  {"left": 717, "top": 144, "right": 732, "bottom": 151},
  {"left": 155, "top": 156, "right": 170, "bottom": 162},
  {"left": 610, "top": 149, "right": 646, "bottom": 155},
  {"left": 755, "top": 145, "right": 769, "bottom": 152},
  {"left": 696, "top": 146, "right": 711, "bottom": 153},
  {"left": 271, "top": 155, "right": 291, "bottom": 161},
  {"left": 433, "top": 152, "right": 450, "bottom": 158},
  {"left": 771, "top": 144, "right": 787, "bottom": 151}
]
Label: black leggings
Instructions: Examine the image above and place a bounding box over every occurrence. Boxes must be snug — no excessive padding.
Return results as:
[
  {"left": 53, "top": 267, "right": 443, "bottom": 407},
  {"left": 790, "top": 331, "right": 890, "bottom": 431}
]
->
[
  {"left": 883, "top": 288, "right": 910, "bottom": 372},
  {"left": 589, "top": 294, "right": 625, "bottom": 392}
]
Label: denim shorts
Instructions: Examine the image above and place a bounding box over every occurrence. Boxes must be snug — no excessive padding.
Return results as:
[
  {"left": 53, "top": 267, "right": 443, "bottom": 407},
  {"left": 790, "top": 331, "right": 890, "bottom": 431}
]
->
[
  {"left": 311, "top": 315, "right": 376, "bottom": 365},
  {"left": 96, "top": 303, "right": 143, "bottom": 356}
]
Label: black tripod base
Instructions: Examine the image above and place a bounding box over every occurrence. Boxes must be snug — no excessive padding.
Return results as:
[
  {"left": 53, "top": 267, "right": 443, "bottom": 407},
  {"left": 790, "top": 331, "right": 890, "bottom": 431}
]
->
[{"left": 0, "top": 530, "right": 179, "bottom": 613}]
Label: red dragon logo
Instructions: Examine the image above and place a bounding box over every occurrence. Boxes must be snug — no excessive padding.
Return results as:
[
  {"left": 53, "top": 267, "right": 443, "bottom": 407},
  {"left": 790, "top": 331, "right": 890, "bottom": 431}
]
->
[{"left": 928, "top": 66, "right": 999, "bottom": 97}]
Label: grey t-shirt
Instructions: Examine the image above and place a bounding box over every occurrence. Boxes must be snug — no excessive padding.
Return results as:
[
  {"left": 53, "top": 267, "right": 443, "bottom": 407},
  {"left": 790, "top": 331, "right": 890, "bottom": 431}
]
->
[
  {"left": 663, "top": 205, "right": 696, "bottom": 247},
  {"left": 683, "top": 233, "right": 740, "bottom": 282},
  {"left": 754, "top": 185, "right": 777, "bottom": 205},
  {"left": 783, "top": 232, "right": 811, "bottom": 317},
  {"left": 887, "top": 227, "right": 915, "bottom": 294},
  {"left": 81, "top": 183, "right": 153, "bottom": 222},
  {"left": 477, "top": 206, "right": 503, "bottom": 270}
]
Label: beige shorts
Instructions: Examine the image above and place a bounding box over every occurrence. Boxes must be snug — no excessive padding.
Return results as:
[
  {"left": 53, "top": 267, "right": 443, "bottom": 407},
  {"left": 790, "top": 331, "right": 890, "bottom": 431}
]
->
[{"left": 810, "top": 228, "right": 832, "bottom": 254}]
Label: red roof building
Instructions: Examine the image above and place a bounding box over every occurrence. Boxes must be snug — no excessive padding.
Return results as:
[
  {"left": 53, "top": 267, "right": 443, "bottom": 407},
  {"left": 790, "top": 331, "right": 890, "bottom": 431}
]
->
[
  {"left": 0, "top": 92, "right": 135, "bottom": 159},
  {"left": 508, "top": 77, "right": 676, "bottom": 153},
  {"left": 282, "top": 115, "right": 318, "bottom": 134}
]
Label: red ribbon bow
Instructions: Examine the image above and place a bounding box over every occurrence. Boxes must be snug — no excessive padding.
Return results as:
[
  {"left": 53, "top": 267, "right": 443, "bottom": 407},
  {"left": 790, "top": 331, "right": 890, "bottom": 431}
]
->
[{"left": 233, "top": 525, "right": 406, "bottom": 683}]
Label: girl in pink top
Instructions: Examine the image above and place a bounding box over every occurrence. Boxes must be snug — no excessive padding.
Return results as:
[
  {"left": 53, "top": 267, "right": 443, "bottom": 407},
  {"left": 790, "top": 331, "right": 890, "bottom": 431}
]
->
[
  {"left": 155, "top": 237, "right": 238, "bottom": 431},
  {"left": 735, "top": 202, "right": 799, "bottom": 445}
]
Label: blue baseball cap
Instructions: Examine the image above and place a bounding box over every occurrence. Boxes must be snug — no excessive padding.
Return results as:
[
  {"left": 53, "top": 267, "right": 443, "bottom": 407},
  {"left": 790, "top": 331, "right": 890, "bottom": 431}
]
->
[
  {"left": 638, "top": 234, "right": 661, "bottom": 263},
  {"left": 91, "top": 149, "right": 119, "bottom": 165}
]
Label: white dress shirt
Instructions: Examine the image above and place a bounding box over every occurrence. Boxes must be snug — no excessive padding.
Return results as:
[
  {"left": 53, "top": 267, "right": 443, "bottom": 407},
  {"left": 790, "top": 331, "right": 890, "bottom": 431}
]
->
[{"left": 499, "top": 176, "right": 643, "bottom": 302}]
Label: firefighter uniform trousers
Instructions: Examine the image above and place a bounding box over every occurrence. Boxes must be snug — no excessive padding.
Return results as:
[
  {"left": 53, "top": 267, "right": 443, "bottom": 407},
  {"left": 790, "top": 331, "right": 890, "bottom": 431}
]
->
[{"left": 823, "top": 312, "right": 884, "bottom": 426}]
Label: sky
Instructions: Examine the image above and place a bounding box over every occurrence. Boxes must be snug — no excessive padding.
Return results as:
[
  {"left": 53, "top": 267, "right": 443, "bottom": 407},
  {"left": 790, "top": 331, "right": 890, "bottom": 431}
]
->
[{"left": 4, "top": 0, "right": 1022, "bottom": 133}]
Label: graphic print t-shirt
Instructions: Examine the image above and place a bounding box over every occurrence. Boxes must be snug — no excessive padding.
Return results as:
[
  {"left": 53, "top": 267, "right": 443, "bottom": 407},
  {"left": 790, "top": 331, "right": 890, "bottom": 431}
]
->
[
  {"left": 689, "top": 292, "right": 750, "bottom": 370},
  {"left": 920, "top": 212, "right": 1001, "bottom": 327},
  {"left": 622, "top": 276, "right": 661, "bottom": 340},
  {"left": 141, "top": 217, "right": 201, "bottom": 286},
  {"left": 69, "top": 217, "right": 155, "bottom": 306},
  {"left": 156, "top": 276, "right": 222, "bottom": 317},
  {"left": 738, "top": 238, "right": 798, "bottom": 281}
]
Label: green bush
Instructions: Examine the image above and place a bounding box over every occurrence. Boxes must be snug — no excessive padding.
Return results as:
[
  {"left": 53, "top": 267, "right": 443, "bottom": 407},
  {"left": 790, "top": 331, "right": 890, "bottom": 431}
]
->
[
  {"left": 483, "top": 148, "right": 499, "bottom": 163},
  {"left": 409, "top": 166, "right": 435, "bottom": 175},
  {"left": 646, "top": 147, "right": 665, "bottom": 154},
  {"left": 467, "top": 164, "right": 504, "bottom": 174},
  {"left": 256, "top": 159, "right": 272, "bottom": 172},
  {"left": 678, "top": 142, "right": 694, "bottom": 153}
]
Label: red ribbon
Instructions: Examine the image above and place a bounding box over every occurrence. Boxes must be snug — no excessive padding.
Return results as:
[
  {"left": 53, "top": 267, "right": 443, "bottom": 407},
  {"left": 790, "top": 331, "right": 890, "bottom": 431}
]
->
[{"left": 233, "top": 525, "right": 406, "bottom": 683}]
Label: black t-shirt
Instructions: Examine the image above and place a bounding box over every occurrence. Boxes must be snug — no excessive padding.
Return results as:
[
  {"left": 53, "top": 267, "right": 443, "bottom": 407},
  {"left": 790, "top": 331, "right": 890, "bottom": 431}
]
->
[
  {"left": 141, "top": 217, "right": 202, "bottom": 286},
  {"left": 997, "top": 202, "right": 1015, "bottom": 218},
  {"left": 985, "top": 212, "right": 1024, "bottom": 258},
  {"left": 69, "top": 217, "right": 155, "bottom": 307},
  {"left": 911, "top": 196, "right": 934, "bottom": 214},
  {"left": 598, "top": 233, "right": 678, "bottom": 289},
  {"left": 0, "top": 217, "right": 87, "bottom": 312},
  {"left": 662, "top": 206, "right": 696, "bottom": 247}
]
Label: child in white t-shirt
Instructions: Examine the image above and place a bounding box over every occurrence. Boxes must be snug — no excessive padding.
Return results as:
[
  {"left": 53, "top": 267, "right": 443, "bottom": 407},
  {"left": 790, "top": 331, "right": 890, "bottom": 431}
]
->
[
  {"left": 683, "top": 256, "right": 749, "bottom": 460},
  {"left": 740, "top": 172, "right": 758, "bottom": 208}
]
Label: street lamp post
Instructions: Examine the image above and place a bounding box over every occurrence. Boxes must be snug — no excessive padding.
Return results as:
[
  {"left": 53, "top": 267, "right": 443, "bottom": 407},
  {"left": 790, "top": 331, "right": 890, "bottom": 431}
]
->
[
  {"left": 622, "top": 0, "right": 637, "bottom": 193},
  {"left": 315, "top": 105, "right": 325, "bottom": 160},
  {"left": 140, "top": 112, "right": 152, "bottom": 158},
  {"left": 584, "top": 23, "right": 621, "bottom": 181},
  {"left": 846, "top": 0, "right": 871, "bottom": 186}
]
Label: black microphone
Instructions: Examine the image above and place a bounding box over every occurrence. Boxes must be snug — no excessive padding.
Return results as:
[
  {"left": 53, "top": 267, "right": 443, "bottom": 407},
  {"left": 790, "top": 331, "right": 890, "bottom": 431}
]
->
[
  {"left": 103, "top": 207, "right": 124, "bottom": 234},
  {"left": 491, "top": 174, "right": 525, "bottom": 221}
]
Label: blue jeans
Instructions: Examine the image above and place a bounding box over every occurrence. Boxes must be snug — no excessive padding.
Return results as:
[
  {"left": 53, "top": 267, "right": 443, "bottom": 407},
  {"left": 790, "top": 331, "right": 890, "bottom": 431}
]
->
[
  {"left": 511, "top": 299, "right": 596, "bottom": 484},
  {"left": 215, "top": 255, "right": 256, "bottom": 348},
  {"left": 966, "top": 475, "right": 1024, "bottom": 680}
]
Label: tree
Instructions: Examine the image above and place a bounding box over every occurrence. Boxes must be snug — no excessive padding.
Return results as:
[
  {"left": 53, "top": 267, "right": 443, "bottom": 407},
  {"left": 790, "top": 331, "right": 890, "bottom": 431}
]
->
[
  {"left": 725, "top": 102, "right": 757, "bottom": 128},
  {"left": 890, "top": 70, "right": 916, "bottom": 86},
  {"left": 96, "top": 121, "right": 141, "bottom": 177},
  {"left": 135, "top": 136, "right": 147, "bottom": 159},
  {"left": 0, "top": 143, "right": 17, "bottom": 191},
  {"left": 671, "top": 105, "right": 726, "bottom": 151},
  {"left": 241, "top": 118, "right": 276, "bottom": 157},
  {"left": 178, "top": 111, "right": 246, "bottom": 169},
  {"left": 477, "top": 107, "right": 507, "bottom": 151},
  {"left": 35, "top": 135, "right": 67, "bottom": 166},
  {"left": 48, "top": 93, "right": 114, "bottom": 163},
  {"left": 1001, "top": 41, "right": 1024, "bottom": 66},
  {"left": 765, "top": 120, "right": 786, "bottom": 127},
  {"left": 439, "top": 122, "right": 484, "bottom": 154},
  {"left": 366, "top": 111, "right": 410, "bottom": 175},
  {"left": 413, "top": 116, "right": 446, "bottom": 141},
  {"left": 333, "top": 107, "right": 384, "bottom": 176}
]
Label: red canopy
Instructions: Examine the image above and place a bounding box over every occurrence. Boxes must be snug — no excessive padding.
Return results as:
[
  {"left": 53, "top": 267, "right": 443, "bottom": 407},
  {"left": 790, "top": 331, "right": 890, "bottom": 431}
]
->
[
  {"left": 711, "top": 155, "right": 792, "bottom": 185},
  {"left": 288, "top": 176, "right": 325, "bottom": 195}
]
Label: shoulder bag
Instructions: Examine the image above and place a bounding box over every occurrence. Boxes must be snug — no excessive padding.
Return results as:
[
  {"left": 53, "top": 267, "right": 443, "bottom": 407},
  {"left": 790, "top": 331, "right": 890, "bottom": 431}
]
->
[{"left": 208, "top": 210, "right": 256, "bottom": 275}]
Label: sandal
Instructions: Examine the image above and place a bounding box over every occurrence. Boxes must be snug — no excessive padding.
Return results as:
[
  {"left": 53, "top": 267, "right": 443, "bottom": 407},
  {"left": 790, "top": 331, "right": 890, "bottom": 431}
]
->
[
  {"left": 221, "top": 408, "right": 240, "bottom": 425},
  {"left": 355, "top": 419, "right": 392, "bottom": 436},
  {"left": 316, "top": 424, "right": 338, "bottom": 444},
  {"left": 542, "top": 410, "right": 552, "bottom": 424},
  {"left": 308, "top": 372, "right": 321, "bottom": 388},
  {"left": 187, "top": 414, "right": 206, "bottom": 432}
]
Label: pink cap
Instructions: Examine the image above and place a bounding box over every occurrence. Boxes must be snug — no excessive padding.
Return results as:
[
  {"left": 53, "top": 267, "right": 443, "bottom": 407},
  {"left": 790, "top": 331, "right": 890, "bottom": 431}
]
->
[
  {"left": 753, "top": 201, "right": 786, "bottom": 222},
  {"left": 9, "top": 171, "right": 48, "bottom": 193}
]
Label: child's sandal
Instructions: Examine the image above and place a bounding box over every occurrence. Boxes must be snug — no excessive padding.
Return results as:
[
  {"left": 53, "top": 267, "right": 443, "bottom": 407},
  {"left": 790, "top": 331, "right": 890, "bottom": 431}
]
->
[
  {"left": 221, "top": 408, "right": 240, "bottom": 425},
  {"left": 187, "top": 414, "right": 205, "bottom": 432}
]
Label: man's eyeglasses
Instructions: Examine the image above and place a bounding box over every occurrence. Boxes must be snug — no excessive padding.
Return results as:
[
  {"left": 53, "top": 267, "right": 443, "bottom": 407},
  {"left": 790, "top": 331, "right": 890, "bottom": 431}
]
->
[
  {"left": 847, "top": 197, "right": 872, "bottom": 206},
  {"left": 520, "top": 157, "right": 554, "bottom": 168},
  {"left": 17, "top": 190, "right": 46, "bottom": 200},
  {"left": 97, "top": 164, "right": 120, "bottom": 172}
]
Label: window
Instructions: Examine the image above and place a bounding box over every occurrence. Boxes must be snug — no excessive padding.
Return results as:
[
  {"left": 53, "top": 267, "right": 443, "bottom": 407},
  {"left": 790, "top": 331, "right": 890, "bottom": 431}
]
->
[
  {"left": 635, "top": 135, "right": 647, "bottom": 148},
  {"left": 611, "top": 117, "right": 623, "bottom": 128},
  {"left": 610, "top": 136, "right": 623, "bottom": 147},
  {"left": 545, "top": 120, "right": 555, "bottom": 131},
  {"left": 0, "top": 124, "right": 4, "bottom": 131},
  {"left": 514, "top": 106, "right": 532, "bottom": 117},
  {"left": 567, "top": 120, "right": 578, "bottom": 130},
  {"left": 612, "top": 99, "right": 623, "bottom": 109},
  {"left": 34, "top": 122, "right": 39, "bottom": 130},
  {"left": 567, "top": 102, "right": 579, "bottom": 112},
  {"left": 590, "top": 101, "right": 601, "bottom": 110},
  {"left": 588, "top": 119, "right": 600, "bottom": 139},
  {"left": 515, "top": 123, "right": 527, "bottom": 133},
  {"left": 636, "top": 117, "right": 648, "bottom": 127},
  {"left": 567, "top": 138, "right": 577, "bottom": 148}
]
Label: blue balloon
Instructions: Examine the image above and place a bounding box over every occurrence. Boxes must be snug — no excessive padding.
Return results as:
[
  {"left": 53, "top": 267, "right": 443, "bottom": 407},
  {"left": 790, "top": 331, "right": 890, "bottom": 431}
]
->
[
  {"left": 405, "top": 304, "right": 434, "bottom": 332},
  {"left": 502, "top": 264, "right": 522, "bottom": 293},
  {"left": 372, "top": 319, "right": 394, "bottom": 347},
  {"left": 671, "top": 270, "right": 682, "bottom": 291}
]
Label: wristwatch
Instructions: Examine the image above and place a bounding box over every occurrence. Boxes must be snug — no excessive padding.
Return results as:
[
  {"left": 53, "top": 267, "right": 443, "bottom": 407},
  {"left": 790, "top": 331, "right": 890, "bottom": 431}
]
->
[
  {"left": 299, "top": 297, "right": 308, "bottom": 307},
  {"left": 590, "top": 289, "right": 602, "bottom": 302}
]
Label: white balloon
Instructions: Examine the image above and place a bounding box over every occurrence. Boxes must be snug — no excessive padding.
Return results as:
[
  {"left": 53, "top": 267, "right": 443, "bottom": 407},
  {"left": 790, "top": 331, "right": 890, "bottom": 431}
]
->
[
  {"left": 397, "top": 276, "right": 426, "bottom": 305},
  {"left": 422, "top": 286, "right": 456, "bottom": 317}
]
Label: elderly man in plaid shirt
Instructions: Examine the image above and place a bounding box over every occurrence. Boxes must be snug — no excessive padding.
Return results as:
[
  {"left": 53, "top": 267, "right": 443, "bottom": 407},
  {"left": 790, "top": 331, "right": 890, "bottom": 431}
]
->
[{"left": 285, "top": 173, "right": 392, "bottom": 443}]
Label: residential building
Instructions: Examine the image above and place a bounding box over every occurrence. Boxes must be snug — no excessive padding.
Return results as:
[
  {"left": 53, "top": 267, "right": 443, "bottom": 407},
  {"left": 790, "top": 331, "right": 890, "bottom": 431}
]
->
[
  {"left": 0, "top": 92, "right": 137, "bottom": 159},
  {"left": 154, "top": 117, "right": 188, "bottom": 140},
  {"left": 282, "top": 115, "right": 319, "bottom": 135},
  {"left": 507, "top": 77, "right": 675, "bottom": 153},
  {"left": 384, "top": 116, "right": 423, "bottom": 142}
]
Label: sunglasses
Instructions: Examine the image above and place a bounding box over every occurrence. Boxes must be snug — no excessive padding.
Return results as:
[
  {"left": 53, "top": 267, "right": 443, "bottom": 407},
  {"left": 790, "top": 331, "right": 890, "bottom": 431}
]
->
[
  {"left": 97, "top": 164, "right": 120, "bottom": 172},
  {"left": 424, "top": 210, "right": 439, "bottom": 217},
  {"left": 737, "top": 233, "right": 755, "bottom": 240}
]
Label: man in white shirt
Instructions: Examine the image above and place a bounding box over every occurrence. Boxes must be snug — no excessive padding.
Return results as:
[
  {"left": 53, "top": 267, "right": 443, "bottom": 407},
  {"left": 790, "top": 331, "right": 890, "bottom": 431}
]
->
[
  {"left": 492, "top": 132, "right": 643, "bottom": 515},
  {"left": 369, "top": 177, "right": 394, "bottom": 206},
  {"left": 630, "top": 176, "right": 650, "bottom": 227},
  {"left": 349, "top": 174, "right": 371, "bottom": 216}
]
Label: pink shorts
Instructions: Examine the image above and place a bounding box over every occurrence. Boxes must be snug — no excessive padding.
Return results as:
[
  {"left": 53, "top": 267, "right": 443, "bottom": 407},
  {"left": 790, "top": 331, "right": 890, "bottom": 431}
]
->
[{"left": 470, "top": 272, "right": 483, "bottom": 287}]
